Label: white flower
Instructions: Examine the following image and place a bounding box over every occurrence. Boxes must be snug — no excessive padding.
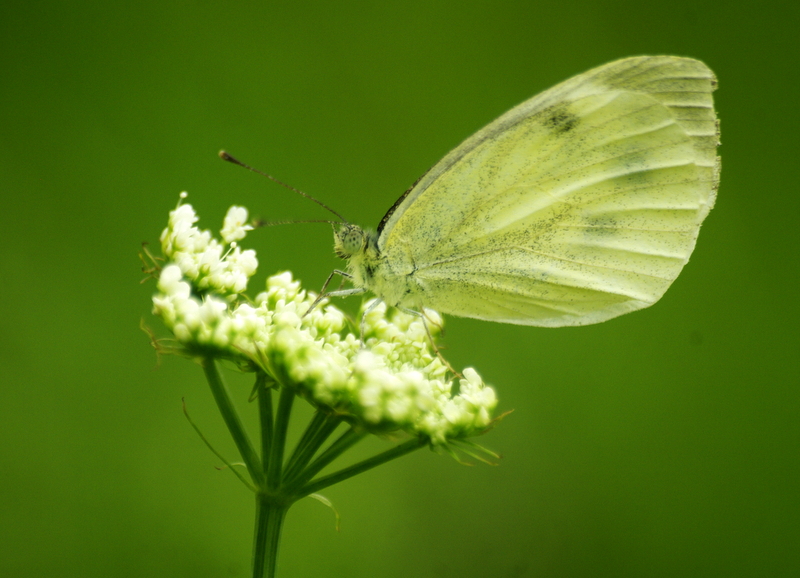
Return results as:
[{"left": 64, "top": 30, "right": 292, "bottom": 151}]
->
[
  {"left": 158, "top": 198, "right": 257, "bottom": 298},
  {"left": 151, "top": 198, "right": 498, "bottom": 444},
  {"left": 220, "top": 206, "right": 254, "bottom": 244}
]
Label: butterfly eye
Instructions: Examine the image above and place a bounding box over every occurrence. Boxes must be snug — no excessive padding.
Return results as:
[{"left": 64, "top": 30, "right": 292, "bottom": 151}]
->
[{"left": 334, "top": 225, "right": 366, "bottom": 258}]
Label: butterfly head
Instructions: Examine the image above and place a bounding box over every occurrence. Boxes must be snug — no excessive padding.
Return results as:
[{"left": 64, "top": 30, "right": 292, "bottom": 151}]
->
[{"left": 334, "top": 224, "right": 369, "bottom": 259}]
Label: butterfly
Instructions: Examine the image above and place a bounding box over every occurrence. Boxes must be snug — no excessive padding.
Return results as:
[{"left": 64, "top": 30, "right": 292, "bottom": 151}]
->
[{"left": 327, "top": 55, "right": 720, "bottom": 327}]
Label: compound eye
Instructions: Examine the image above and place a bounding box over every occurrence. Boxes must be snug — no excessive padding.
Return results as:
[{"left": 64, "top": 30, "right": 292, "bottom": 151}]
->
[{"left": 335, "top": 225, "right": 365, "bottom": 258}]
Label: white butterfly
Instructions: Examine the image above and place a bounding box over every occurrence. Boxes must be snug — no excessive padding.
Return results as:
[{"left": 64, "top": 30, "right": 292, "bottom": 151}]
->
[{"left": 329, "top": 55, "right": 720, "bottom": 327}]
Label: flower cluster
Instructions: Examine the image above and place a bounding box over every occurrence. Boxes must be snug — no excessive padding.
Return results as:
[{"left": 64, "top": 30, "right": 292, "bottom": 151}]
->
[
  {"left": 151, "top": 196, "right": 498, "bottom": 444},
  {"left": 159, "top": 196, "right": 256, "bottom": 299}
]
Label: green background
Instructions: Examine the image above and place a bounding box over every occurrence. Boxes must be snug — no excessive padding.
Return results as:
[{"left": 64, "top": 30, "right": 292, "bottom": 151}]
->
[{"left": 2, "top": 1, "right": 798, "bottom": 576}]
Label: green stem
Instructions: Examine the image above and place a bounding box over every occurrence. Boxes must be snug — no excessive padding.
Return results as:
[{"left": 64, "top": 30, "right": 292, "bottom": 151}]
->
[
  {"left": 266, "top": 383, "right": 294, "bottom": 490},
  {"left": 284, "top": 426, "right": 367, "bottom": 492},
  {"left": 252, "top": 494, "right": 288, "bottom": 578},
  {"left": 256, "top": 373, "right": 274, "bottom": 472},
  {"left": 181, "top": 398, "right": 256, "bottom": 492},
  {"left": 202, "top": 357, "right": 264, "bottom": 487},
  {"left": 299, "top": 438, "right": 426, "bottom": 497},
  {"left": 282, "top": 412, "right": 341, "bottom": 484}
]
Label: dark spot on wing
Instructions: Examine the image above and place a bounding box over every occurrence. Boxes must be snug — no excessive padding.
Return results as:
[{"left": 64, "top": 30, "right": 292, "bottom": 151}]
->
[
  {"left": 584, "top": 215, "right": 618, "bottom": 238},
  {"left": 546, "top": 108, "right": 578, "bottom": 134}
]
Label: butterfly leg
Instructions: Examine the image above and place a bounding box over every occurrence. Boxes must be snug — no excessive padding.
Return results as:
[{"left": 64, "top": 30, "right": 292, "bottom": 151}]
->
[
  {"left": 304, "top": 269, "right": 364, "bottom": 317},
  {"left": 320, "top": 269, "right": 352, "bottom": 294},
  {"left": 359, "top": 297, "right": 385, "bottom": 342},
  {"left": 398, "top": 306, "right": 462, "bottom": 379}
]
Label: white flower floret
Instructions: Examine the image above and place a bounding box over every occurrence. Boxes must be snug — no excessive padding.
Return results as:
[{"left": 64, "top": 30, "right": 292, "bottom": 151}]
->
[{"left": 220, "top": 206, "right": 254, "bottom": 244}]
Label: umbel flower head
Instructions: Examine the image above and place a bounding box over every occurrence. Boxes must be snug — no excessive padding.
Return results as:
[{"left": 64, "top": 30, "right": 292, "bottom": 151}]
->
[{"left": 151, "top": 195, "right": 498, "bottom": 445}]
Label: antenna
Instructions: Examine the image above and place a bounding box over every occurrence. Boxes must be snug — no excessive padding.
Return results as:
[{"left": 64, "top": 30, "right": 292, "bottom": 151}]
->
[
  {"left": 253, "top": 218, "right": 339, "bottom": 228},
  {"left": 219, "top": 150, "right": 348, "bottom": 223}
]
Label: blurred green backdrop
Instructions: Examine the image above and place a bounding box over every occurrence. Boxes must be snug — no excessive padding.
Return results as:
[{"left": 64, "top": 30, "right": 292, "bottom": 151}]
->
[{"left": 2, "top": 1, "right": 798, "bottom": 577}]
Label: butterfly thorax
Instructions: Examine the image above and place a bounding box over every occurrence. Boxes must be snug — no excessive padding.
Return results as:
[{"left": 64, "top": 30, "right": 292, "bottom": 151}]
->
[{"left": 334, "top": 224, "right": 416, "bottom": 308}]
